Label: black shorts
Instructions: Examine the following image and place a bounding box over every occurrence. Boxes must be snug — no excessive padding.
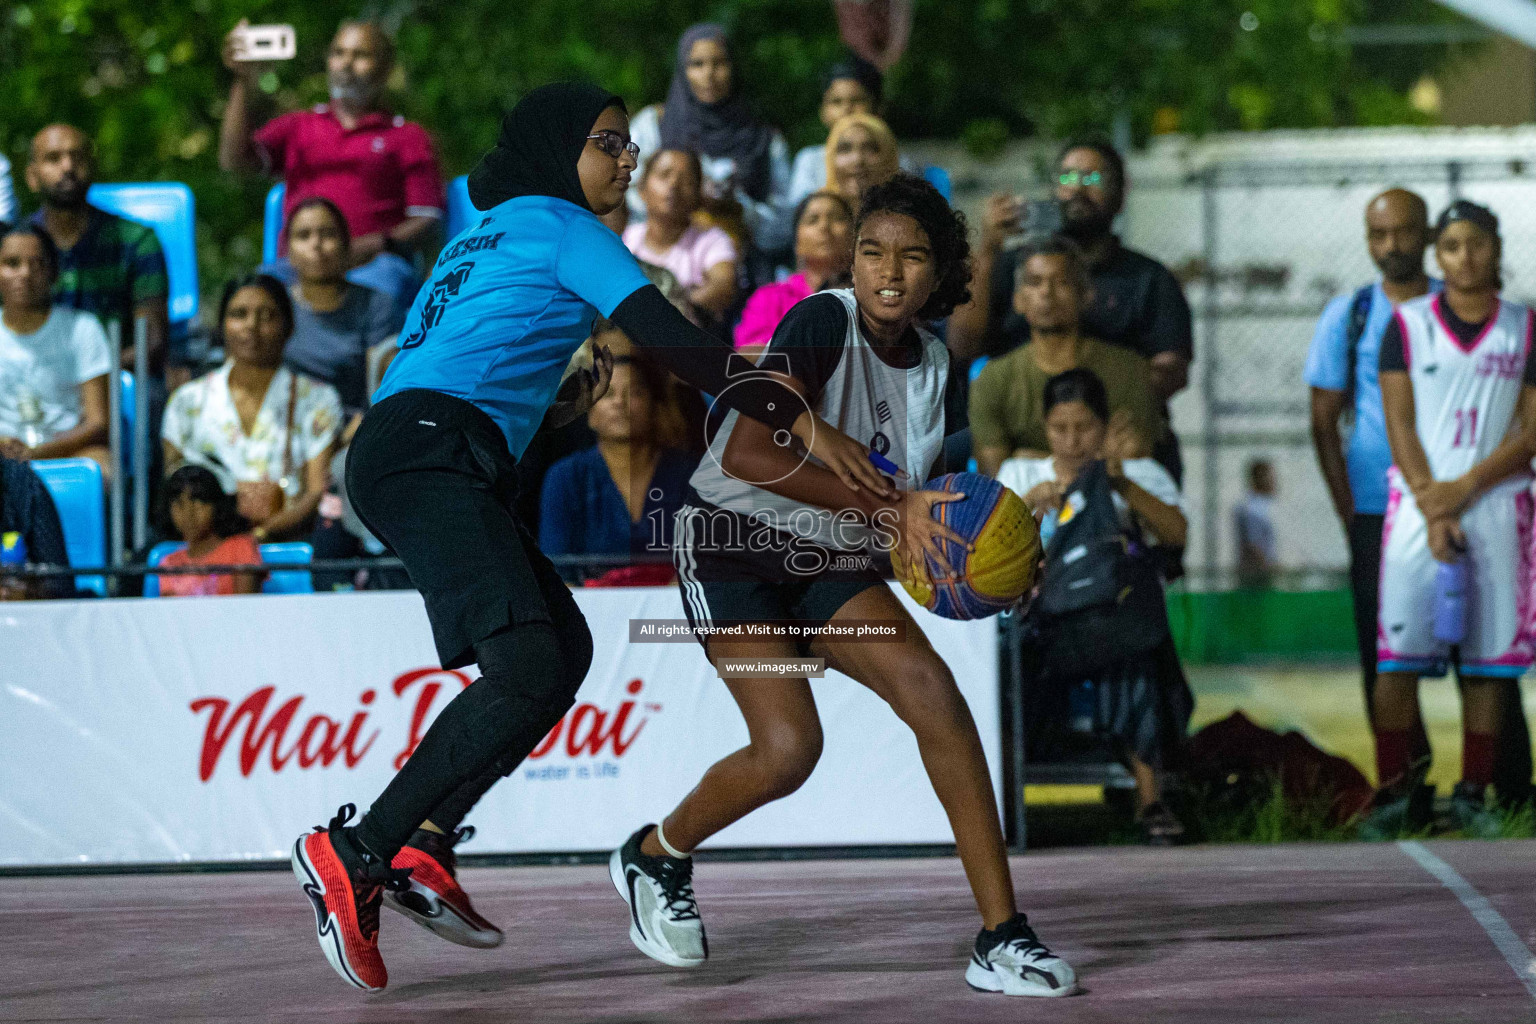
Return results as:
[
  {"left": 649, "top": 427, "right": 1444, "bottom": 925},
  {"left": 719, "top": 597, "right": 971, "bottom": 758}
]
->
[
  {"left": 672, "top": 496, "right": 886, "bottom": 655},
  {"left": 346, "top": 388, "right": 586, "bottom": 670}
]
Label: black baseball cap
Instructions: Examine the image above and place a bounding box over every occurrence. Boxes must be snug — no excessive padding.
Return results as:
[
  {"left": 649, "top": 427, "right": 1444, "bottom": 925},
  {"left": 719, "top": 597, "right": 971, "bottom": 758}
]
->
[{"left": 1435, "top": 199, "right": 1499, "bottom": 240}]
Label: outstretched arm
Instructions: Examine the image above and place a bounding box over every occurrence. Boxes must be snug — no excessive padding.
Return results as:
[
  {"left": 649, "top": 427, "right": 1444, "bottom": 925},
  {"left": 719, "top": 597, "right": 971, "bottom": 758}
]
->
[
  {"left": 218, "top": 21, "right": 264, "bottom": 173},
  {"left": 720, "top": 374, "right": 969, "bottom": 581},
  {"left": 608, "top": 284, "right": 892, "bottom": 497}
]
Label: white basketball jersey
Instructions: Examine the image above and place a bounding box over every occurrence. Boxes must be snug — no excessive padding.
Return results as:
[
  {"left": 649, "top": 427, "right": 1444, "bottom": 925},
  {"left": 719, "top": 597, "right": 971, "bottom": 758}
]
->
[
  {"left": 690, "top": 289, "right": 949, "bottom": 552},
  {"left": 1393, "top": 294, "right": 1533, "bottom": 480}
]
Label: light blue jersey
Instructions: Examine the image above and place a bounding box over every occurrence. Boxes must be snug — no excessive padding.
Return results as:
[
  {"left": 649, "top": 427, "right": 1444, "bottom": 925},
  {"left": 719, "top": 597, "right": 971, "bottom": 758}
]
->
[
  {"left": 375, "top": 195, "right": 651, "bottom": 459},
  {"left": 1303, "top": 279, "right": 1441, "bottom": 515}
]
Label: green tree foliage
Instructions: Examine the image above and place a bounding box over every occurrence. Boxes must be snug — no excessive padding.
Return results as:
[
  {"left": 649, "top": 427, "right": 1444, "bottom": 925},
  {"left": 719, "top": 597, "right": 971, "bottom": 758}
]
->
[{"left": 1, "top": 0, "right": 1452, "bottom": 296}]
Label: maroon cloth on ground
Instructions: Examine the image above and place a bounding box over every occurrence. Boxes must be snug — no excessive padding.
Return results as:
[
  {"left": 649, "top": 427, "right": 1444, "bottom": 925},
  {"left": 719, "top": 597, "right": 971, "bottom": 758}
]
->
[
  {"left": 583, "top": 564, "right": 677, "bottom": 587},
  {"left": 1185, "top": 711, "right": 1373, "bottom": 824}
]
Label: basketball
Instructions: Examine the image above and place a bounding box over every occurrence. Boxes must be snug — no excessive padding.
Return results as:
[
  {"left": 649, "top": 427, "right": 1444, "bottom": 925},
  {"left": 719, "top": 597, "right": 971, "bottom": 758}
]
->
[{"left": 897, "top": 472, "right": 1040, "bottom": 620}]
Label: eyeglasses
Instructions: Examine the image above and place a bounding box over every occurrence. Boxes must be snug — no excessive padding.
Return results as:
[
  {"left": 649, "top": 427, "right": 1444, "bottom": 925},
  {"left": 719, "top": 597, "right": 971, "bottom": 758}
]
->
[
  {"left": 586, "top": 131, "right": 640, "bottom": 160},
  {"left": 1058, "top": 170, "right": 1104, "bottom": 188}
]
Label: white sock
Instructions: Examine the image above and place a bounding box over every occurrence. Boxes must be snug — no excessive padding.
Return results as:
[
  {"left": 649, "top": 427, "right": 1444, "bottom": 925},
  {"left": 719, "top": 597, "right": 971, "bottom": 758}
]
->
[{"left": 654, "top": 821, "right": 690, "bottom": 859}]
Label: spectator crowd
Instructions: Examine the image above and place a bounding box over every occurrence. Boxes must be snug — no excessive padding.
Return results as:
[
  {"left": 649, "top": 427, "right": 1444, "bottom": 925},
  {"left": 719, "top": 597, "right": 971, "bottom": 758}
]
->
[{"left": 3, "top": 14, "right": 1531, "bottom": 840}]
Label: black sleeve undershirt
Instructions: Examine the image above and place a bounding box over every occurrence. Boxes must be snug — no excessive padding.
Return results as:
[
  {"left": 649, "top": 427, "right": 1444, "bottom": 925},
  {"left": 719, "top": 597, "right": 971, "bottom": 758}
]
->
[
  {"left": 608, "top": 285, "right": 802, "bottom": 432},
  {"left": 753, "top": 293, "right": 849, "bottom": 406}
]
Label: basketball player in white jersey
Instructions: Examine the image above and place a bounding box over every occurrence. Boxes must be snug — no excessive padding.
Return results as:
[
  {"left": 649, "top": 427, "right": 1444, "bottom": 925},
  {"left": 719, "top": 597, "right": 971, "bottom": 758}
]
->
[
  {"left": 608, "top": 175, "right": 1078, "bottom": 996},
  {"left": 1371, "top": 200, "right": 1536, "bottom": 838}
]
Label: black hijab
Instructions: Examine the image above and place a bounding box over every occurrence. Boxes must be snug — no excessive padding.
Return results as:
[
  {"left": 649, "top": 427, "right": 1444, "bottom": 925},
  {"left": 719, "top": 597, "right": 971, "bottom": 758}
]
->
[
  {"left": 468, "top": 82, "right": 625, "bottom": 212},
  {"left": 657, "top": 23, "right": 775, "bottom": 203}
]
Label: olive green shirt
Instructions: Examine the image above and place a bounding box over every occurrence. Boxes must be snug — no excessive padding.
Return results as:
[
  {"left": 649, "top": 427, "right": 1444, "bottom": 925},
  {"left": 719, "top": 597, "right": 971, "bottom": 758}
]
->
[{"left": 968, "top": 338, "right": 1163, "bottom": 456}]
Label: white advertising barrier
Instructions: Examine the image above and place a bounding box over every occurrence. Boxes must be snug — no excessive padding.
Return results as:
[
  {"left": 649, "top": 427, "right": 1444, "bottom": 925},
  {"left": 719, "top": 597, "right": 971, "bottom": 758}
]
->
[{"left": 0, "top": 586, "right": 999, "bottom": 866}]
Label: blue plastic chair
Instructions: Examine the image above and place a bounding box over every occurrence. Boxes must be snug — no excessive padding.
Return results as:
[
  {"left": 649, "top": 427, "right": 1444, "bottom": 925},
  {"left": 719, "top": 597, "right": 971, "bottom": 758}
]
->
[
  {"left": 118, "top": 370, "right": 138, "bottom": 476},
  {"left": 262, "top": 183, "right": 287, "bottom": 265},
  {"left": 259, "top": 541, "right": 314, "bottom": 594},
  {"left": 86, "top": 183, "right": 199, "bottom": 326},
  {"left": 445, "top": 175, "right": 474, "bottom": 242},
  {"left": 30, "top": 458, "right": 106, "bottom": 596},
  {"left": 142, "top": 540, "right": 183, "bottom": 598},
  {"left": 144, "top": 539, "right": 313, "bottom": 596},
  {"left": 922, "top": 165, "right": 953, "bottom": 201}
]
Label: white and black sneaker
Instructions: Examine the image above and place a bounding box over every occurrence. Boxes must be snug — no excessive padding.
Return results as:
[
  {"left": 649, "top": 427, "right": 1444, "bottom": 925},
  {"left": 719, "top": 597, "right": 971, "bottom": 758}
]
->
[
  {"left": 609, "top": 824, "right": 707, "bottom": 967},
  {"left": 965, "top": 912, "right": 1078, "bottom": 997}
]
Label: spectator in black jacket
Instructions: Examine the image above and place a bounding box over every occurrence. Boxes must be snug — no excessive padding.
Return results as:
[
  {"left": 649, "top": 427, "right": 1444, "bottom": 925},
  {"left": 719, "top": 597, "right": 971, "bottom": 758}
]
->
[
  {"left": 0, "top": 455, "right": 71, "bottom": 598},
  {"left": 951, "top": 138, "right": 1193, "bottom": 480}
]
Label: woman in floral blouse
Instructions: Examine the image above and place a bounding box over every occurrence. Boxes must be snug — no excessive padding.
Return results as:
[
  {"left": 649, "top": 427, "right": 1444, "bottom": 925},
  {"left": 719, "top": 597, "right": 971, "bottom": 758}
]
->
[{"left": 162, "top": 274, "right": 342, "bottom": 541}]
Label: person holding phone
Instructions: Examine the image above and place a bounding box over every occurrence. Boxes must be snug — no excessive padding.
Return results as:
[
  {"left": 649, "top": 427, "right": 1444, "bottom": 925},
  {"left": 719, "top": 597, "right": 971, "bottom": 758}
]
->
[
  {"left": 219, "top": 19, "right": 445, "bottom": 308},
  {"left": 949, "top": 140, "right": 1192, "bottom": 481}
]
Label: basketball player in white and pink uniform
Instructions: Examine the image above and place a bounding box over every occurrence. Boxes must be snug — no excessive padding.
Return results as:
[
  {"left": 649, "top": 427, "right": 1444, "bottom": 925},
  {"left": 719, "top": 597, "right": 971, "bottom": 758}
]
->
[{"left": 1372, "top": 200, "right": 1536, "bottom": 838}]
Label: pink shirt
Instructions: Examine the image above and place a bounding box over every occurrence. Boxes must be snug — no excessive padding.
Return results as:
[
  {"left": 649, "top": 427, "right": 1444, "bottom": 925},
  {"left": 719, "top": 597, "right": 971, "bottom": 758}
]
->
[
  {"left": 621, "top": 223, "right": 737, "bottom": 290},
  {"left": 733, "top": 273, "right": 812, "bottom": 350},
  {"left": 157, "top": 534, "right": 265, "bottom": 597},
  {"left": 255, "top": 106, "right": 446, "bottom": 243}
]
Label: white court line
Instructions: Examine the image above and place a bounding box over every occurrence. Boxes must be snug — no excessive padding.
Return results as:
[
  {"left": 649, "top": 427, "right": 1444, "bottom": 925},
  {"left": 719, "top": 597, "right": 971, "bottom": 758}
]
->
[{"left": 1399, "top": 840, "right": 1536, "bottom": 1001}]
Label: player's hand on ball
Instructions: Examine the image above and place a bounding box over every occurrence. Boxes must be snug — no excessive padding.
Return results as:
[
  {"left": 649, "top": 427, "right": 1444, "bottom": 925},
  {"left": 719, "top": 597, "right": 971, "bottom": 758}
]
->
[{"left": 893, "top": 488, "right": 972, "bottom": 584}]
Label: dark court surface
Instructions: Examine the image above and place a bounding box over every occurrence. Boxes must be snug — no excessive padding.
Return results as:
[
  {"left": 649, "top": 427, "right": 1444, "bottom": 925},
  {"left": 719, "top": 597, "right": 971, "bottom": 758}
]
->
[{"left": 4, "top": 840, "right": 1534, "bottom": 1023}]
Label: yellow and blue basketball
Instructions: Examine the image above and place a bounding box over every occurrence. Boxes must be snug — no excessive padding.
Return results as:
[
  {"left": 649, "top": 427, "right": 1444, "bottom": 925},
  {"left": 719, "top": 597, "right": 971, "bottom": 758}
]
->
[{"left": 897, "top": 472, "right": 1040, "bottom": 620}]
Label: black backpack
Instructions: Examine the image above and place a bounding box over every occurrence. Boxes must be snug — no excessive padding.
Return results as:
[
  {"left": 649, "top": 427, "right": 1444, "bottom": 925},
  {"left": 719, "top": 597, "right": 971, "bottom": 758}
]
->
[
  {"left": 1342, "top": 283, "right": 1374, "bottom": 405},
  {"left": 1024, "top": 460, "right": 1170, "bottom": 679}
]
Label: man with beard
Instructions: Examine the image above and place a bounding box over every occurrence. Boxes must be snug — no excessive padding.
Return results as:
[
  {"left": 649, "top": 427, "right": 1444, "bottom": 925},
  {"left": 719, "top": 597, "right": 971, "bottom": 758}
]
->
[
  {"left": 219, "top": 20, "right": 445, "bottom": 307},
  {"left": 25, "top": 125, "right": 170, "bottom": 378},
  {"left": 951, "top": 140, "right": 1192, "bottom": 481}
]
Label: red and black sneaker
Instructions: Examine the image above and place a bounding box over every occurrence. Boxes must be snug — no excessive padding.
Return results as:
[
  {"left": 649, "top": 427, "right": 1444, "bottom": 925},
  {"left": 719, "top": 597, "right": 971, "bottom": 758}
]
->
[
  {"left": 384, "top": 826, "right": 504, "bottom": 948},
  {"left": 291, "top": 805, "right": 411, "bottom": 992}
]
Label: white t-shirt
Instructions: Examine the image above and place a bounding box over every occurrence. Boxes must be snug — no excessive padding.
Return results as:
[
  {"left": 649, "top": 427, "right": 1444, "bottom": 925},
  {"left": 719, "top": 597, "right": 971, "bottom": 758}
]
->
[
  {"left": 996, "top": 456, "right": 1184, "bottom": 544},
  {"left": 162, "top": 363, "right": 342, "bottom": 497},
  {"left": 0, "top": 307, "right": 111, "bottom": 440}
]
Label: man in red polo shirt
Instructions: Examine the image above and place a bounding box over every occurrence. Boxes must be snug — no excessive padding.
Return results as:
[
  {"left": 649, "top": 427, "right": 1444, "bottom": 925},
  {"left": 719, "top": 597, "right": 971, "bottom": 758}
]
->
[{"left": 219, "top": 20, "right": 445, "bottom": 306}]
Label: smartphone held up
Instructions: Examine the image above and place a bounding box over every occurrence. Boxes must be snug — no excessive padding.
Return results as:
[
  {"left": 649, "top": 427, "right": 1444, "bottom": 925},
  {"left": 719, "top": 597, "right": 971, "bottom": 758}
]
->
[{"left": 230, "top": 23, "right": 296, "bottom": 62}]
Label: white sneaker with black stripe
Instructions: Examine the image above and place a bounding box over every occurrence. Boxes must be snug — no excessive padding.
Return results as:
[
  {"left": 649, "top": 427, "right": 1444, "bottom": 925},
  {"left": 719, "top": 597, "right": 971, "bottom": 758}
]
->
[
  {"left": 965, "top": 913, "right": 1078, "bottom": 997},
  {"left": 609, "top": 824, "right": 706, "bottom": 967}
]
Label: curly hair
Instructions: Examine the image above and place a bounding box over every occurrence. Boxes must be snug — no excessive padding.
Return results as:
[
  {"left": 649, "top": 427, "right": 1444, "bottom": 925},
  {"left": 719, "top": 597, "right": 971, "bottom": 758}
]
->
[{"left": 854, "top": 173, "right": 972, "bottom": 320}]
